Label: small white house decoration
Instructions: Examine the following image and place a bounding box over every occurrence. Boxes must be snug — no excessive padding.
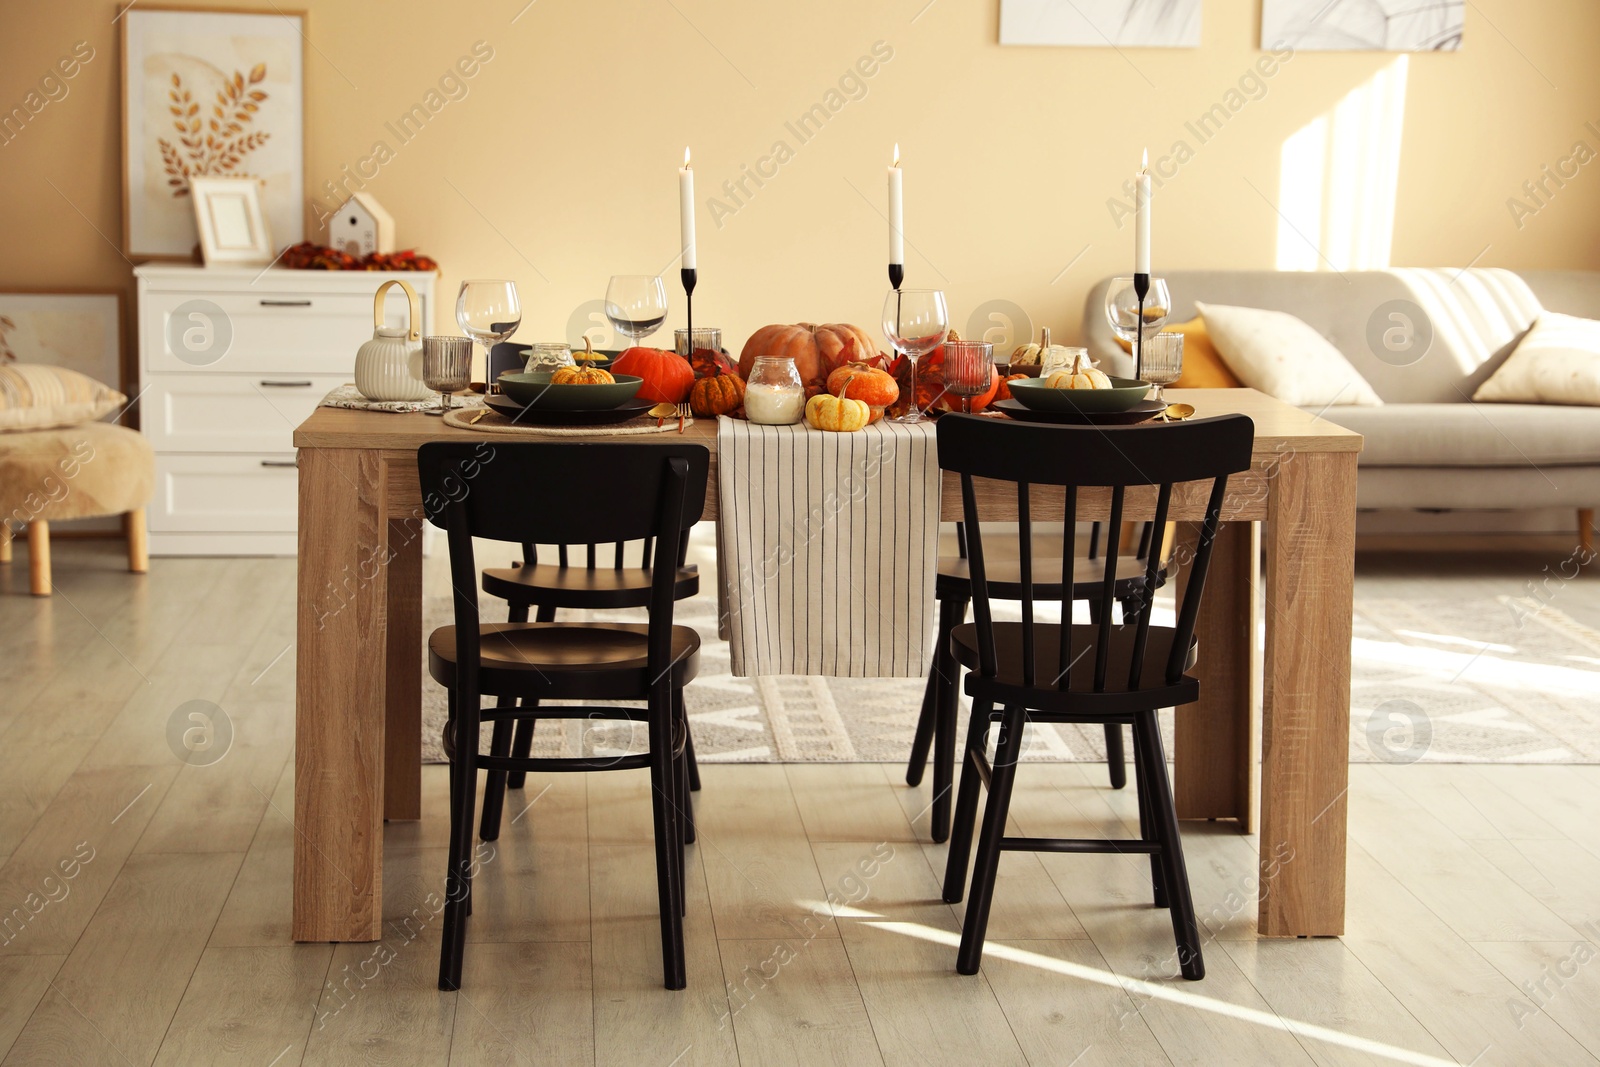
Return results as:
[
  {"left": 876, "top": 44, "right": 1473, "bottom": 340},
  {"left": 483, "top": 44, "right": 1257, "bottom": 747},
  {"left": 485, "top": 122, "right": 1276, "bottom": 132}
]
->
[{"left": 326, "top": 192, "right": 394, "bottom": 256}]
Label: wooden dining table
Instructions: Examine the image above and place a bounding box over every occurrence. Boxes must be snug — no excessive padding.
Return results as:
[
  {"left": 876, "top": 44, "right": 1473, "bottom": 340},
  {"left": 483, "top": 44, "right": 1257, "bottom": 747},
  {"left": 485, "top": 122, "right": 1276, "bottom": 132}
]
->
[{"left": 290, "top": 387, "right": 1361, "bottom": 943}]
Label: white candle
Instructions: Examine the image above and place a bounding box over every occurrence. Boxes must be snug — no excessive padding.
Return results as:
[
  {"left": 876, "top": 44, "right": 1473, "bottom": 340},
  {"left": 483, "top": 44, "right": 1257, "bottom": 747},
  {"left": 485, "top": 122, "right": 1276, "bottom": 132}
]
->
[
  {"left": 679, "top": 147, "right": 697, "bottom": 270},
  {"left": 743, "top": 383, "right": 806, "bottom": 425},
  {"left": 1135, "top": 148, "right": 1151, "bottom": 276},
  {"left": 887, "top": 143, "right": 904, "bottom": 267}
]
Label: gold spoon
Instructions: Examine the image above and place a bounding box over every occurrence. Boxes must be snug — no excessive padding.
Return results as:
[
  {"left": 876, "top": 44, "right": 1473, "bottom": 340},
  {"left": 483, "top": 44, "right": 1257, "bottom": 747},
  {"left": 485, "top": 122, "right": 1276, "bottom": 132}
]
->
[{"left": 1162, "top": 402, "right": 1196, "bottom": 422}]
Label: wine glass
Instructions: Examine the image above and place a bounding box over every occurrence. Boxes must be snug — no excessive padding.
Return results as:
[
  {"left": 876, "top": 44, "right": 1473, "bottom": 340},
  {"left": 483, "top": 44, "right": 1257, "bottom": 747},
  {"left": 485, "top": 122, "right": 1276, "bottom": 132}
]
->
[
  {"left": 605, "top": 275, "right": 668, "bottom": 349},
  {"left": 1104, "top": 275, "right": 1171, "bottom": 375},
  {"left": 942, "top": 340, "right": 994, "bottom": 413},
  {"left": 1140, "top": 332, "right": 1184, "bottom": 407},
  {"left": 456, "top": 280, "right": 521, "bottom": 383},
  {"left": 882, "top": 289, "right": 949, "bottom": 423}
]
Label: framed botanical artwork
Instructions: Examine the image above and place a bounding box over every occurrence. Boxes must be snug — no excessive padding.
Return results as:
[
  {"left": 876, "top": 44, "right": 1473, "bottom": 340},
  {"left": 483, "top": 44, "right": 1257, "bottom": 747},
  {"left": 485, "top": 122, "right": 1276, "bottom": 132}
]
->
[
  {"left": 121, "top": 6, "right": 305, "bottom": 260},
  {"left": 0, "top": 292, "right": 125, "bottom": 395}
]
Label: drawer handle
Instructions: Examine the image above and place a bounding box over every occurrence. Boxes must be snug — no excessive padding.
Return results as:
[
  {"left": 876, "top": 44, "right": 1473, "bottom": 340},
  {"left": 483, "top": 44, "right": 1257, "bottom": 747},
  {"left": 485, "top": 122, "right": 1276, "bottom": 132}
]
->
[
  {"left": 260, "top": 459, "right": 299, "bottom": 468},
  {"left": 259, "top": 299, "right": 313, "bottom": 307},
  {"left": 259, "top": 379, "right": 314, "bottom": 388}
]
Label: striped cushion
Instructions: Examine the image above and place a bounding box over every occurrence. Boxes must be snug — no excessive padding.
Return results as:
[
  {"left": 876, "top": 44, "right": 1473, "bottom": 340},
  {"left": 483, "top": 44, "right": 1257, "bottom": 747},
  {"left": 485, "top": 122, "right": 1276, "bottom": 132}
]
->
[{"left": 0, "top": 364, "right": 125, "bottom": 431}]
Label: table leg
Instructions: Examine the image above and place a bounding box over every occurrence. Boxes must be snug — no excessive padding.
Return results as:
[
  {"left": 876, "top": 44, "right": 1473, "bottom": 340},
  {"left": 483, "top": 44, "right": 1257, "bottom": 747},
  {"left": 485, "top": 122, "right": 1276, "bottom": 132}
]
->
[
  {"left": 384, "top": 517, "right": 423, "bottom": 821},
  {"left": 1174, "top": 519, "right": 1257, "bottom": 829},
  {"left": 293, "top": 447, "right": 387, "bottom": 942},
  {"left": 1259, "top": 451, "right": 1357, "bottom": 938}
]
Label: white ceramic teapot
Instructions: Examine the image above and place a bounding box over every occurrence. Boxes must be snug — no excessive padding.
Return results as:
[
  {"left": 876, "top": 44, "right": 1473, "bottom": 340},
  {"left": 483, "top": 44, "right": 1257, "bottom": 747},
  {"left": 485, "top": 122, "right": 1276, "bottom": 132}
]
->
[{"left": 354, "top": 279, "right": 432, "bottom": 401}]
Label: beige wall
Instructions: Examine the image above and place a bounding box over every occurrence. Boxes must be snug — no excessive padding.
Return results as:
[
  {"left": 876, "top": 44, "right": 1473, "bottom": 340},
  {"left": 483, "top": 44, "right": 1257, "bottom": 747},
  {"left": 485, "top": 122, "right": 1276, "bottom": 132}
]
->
[{"left": 3, "top": 0, "right": 1599, "bottom": 371}]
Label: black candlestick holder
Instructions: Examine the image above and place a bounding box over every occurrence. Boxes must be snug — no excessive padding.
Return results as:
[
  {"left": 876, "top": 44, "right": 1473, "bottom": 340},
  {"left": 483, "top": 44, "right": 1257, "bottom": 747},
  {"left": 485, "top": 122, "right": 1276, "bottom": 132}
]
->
[
  {"left": 889, "top": 262, "right": 903, "bottom": 339},
  {"left": 681, "top": 267, "right": 697, "bottom": 362},
  {"left": 1133, "top": 271, "right": 1149, "bottom": 381}
]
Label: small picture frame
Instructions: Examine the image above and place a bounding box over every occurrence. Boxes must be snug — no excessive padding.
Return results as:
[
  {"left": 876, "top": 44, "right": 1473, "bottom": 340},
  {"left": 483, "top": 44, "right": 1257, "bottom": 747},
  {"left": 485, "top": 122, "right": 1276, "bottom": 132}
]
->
[{"left": 190, "top": 176, "right": 274, "bottom": 265}]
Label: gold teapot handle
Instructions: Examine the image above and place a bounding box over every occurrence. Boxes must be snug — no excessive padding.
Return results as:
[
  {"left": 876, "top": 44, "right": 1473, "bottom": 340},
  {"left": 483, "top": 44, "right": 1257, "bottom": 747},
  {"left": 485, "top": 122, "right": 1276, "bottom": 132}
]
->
[{"left": 372, "top": 279, "right": 420, "bottom": 341}]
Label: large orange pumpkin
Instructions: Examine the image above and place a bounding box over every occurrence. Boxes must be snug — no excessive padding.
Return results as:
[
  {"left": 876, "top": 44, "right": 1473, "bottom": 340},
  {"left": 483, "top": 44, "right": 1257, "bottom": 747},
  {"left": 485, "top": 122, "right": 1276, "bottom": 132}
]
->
[
  {"left": 739, "top": 323, "right": 883, "bottom": 397},
  {"left": 611, "top": 346, "right": 694, "bottom": 404}
]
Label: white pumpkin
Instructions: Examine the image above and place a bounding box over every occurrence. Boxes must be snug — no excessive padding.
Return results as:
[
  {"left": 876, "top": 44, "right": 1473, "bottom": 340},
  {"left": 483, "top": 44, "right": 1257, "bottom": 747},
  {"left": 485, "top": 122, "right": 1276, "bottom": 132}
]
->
[{"left": 1046, "top": 350, "right": 1113, "bottom": 390}]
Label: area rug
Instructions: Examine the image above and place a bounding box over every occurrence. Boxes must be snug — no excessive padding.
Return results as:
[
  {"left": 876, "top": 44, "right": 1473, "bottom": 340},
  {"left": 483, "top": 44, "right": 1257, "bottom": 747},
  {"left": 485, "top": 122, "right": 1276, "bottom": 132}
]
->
[{"left": 420, "top": 539, "right": 1600, "bottom": 765}]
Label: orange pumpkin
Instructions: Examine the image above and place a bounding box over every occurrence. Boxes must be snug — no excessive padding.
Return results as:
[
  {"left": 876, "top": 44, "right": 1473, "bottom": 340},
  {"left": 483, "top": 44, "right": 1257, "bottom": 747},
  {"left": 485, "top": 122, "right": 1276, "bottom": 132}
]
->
[
  {"left": 995, "top": 373, "right": 1029, "bottom": 402},
  {"left": 689, "top": 370, "right": 745, "bottom": 417},
  {"left": 825, "top": 363, "right": 898, "bottom": 424},
  {"left": 739, "top": 323, "right": 883, "bottom": 397},
  {"left": 611, "top": 346, "right": 694, "bottom": 404}
]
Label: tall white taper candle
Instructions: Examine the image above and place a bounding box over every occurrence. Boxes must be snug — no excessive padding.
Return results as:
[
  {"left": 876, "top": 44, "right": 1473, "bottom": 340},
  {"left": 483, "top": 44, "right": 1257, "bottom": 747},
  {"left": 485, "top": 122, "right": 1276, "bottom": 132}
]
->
[
  {"left": 679, "top": 147, "right": 697, "bottom": 270},
  {"left": 888, "top": 143, "right": 904, "bottom": 266}
]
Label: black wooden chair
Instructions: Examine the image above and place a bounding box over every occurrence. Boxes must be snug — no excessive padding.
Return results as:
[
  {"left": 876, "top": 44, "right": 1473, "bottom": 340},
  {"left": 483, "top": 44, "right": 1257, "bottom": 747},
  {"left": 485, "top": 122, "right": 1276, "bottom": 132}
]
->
[
  {"left": 904, "top": 520, "right": 1170, "bottom": 843},
  {"left": 475, "top": 536, "right": 702, "bottom": 843},
  {"left": 935, "top": 412, "right": 1254, "bottom": 980},
  {"left": 420, "top": 440, "right": 708, "bottom": 991}
]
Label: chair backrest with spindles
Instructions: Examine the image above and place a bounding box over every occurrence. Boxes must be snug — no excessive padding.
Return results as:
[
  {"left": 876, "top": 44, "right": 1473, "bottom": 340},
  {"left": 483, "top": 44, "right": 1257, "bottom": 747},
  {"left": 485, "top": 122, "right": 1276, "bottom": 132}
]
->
[
  {"left": 418, "top": 441, "right": 710, "bottom": 697},
  {"left": 934, "top": 413, "right": 1254, "bottom": 694}
]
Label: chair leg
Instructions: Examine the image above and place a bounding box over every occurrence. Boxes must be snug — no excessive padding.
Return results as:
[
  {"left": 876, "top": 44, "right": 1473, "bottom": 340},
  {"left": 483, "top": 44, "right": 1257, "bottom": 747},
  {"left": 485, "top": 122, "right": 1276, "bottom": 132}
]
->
[
  {"left": 674, "top": 688, "right": 696, "bottom": 845},
  {"left": 648, "top": 685, "right": 687, "bottom": 990},
  {"left": 125, "top": 508, "right": 148, "bottom": 574},
  {"left": 477, "top": 710, "right": 516, "bottom": 841},
  {"left": 942, "top": 699, "right": 994, "bottom": 903},
  {"left": 905, "top": 667, "right": 939, "bottom": 787},
  {"left": 1581, "top": 508, "right": 1594, "bottom": 558},
  {"left": 1136, "top": 710, "right": 1203, "bottom": 980},
  {"left": 1, "top": 521, "right": 13, "bottom": 563},
  {"left": 684, "top": 719, "right": 702, "bottom": 793},
  {"left": 1103, "top": 724, "right": 1127, "bottom": 790},
  {"left": 1131, "top": 718, "right": 1169, "bottom": 909},
  {"left": 930, "top": 596, "right": 967, "bottom": 844},
  {"left": 505, "top": 601, "right": 538, "bottom": 791},
  {"left": 438, "top": 692, "right": 480, "bottom": 991},
  {"left": 956, "top": 704, "right": 1027, "bottom": 975},
  {"left": 27, "top": 520, "right": 49, "bottom": 596}
]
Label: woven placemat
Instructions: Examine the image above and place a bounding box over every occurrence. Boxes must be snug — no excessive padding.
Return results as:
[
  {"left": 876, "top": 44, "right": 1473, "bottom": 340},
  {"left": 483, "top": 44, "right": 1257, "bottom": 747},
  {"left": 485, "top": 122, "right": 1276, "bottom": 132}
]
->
[
  {"left": 442, "top": 407, "right": 693, "bottom": 436},
  {"left": 319, "top": 383, "right": 486, "bottom": 414}
]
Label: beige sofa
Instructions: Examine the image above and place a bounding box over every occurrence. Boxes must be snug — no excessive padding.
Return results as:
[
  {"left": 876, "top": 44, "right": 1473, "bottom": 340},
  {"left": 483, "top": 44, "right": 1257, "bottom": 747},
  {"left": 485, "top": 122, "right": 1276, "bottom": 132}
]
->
[{"left": 1083, "top": 269, "right": 1600, "bottom": 540}]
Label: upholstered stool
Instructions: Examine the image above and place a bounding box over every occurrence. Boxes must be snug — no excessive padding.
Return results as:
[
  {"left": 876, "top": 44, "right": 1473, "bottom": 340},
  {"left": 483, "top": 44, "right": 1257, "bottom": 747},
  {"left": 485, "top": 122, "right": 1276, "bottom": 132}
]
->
[{"left": 0, "top": 422, "right": 154, "bottom": 596}]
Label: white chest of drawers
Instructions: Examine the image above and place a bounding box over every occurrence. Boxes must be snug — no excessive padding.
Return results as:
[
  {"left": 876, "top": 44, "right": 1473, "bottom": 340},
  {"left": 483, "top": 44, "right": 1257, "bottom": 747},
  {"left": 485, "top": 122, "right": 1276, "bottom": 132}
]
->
[{"left": 135, "top": 265, "right": 437, "bottom": 556}]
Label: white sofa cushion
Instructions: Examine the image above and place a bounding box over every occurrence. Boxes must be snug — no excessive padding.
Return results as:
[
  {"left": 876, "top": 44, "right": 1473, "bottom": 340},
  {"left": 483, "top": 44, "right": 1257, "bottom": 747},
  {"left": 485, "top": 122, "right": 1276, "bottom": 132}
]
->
[
  {"left": 1196, "top": 301, "right": 1383, "bottom": 407},
  {"left": 1473, "top": 311, "right": 1600, "bottom": 405}
]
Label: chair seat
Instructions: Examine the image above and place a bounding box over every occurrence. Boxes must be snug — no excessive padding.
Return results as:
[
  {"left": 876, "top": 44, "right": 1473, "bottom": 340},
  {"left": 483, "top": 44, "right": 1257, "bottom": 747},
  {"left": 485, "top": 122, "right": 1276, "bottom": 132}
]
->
[
  {"left": 481, "top": 563, "right": 699, "bottom": 609},
  {"left": 428, "top": 622, "right": 700, "bottom": 699},
  {"left": 937, "top": 553, "right": 1163, "bottom": 600},
  {"left": 950, "top": 621, "right": 1197, "bottom": 715}
]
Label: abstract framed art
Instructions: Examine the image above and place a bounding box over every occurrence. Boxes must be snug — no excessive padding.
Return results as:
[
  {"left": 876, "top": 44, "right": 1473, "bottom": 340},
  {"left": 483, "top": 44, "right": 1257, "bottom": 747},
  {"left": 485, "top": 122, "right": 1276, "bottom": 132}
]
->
[
  {"left": 1000, "top": 0, "right": 1202, "bottom": 48},
  {"left": 121, "top": 6, "right": 305, "bottom": 260},
  {"left": 1262, "top": 0, "right": 1464, "bottom": 51}
]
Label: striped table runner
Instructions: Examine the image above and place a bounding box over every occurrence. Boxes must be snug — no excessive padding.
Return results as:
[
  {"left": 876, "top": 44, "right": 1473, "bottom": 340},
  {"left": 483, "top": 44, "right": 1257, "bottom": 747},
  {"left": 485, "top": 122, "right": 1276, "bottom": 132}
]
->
[{"left": 715, "top": 418, "right": 939, "bottom": 678}]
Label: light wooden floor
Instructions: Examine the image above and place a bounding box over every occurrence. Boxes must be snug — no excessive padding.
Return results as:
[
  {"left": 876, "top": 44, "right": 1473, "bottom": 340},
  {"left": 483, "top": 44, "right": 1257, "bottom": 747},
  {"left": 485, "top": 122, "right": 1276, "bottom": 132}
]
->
[{"left": 3, "top": 544, "right": 1600, "bottom": 1066}]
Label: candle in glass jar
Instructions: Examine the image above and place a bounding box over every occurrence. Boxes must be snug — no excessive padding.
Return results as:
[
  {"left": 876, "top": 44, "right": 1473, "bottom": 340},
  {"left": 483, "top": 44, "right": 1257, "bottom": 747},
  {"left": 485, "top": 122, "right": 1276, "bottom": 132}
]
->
[{"left": 744, "top": 383, "right": 806, "bottom": 425}]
